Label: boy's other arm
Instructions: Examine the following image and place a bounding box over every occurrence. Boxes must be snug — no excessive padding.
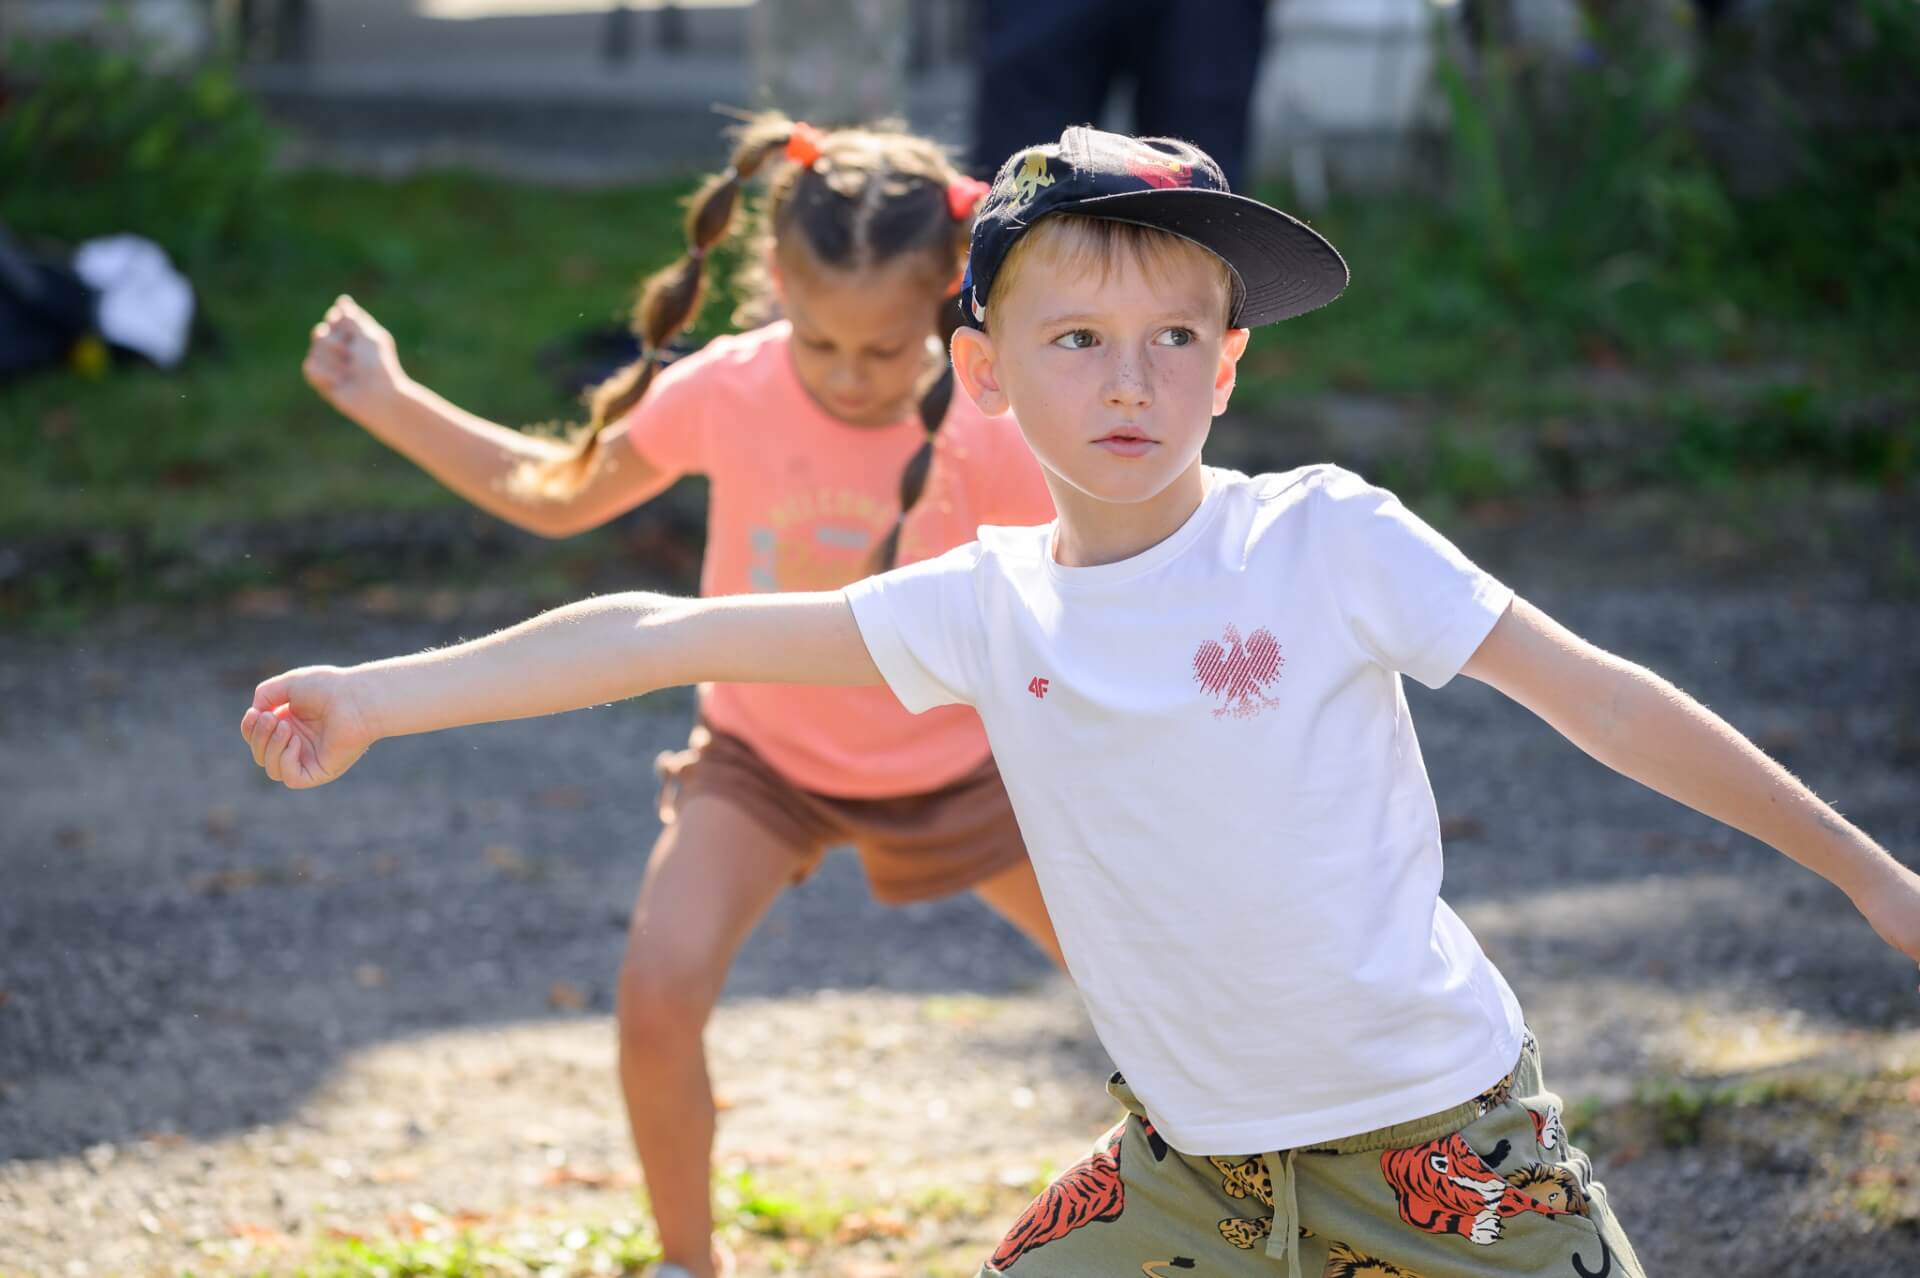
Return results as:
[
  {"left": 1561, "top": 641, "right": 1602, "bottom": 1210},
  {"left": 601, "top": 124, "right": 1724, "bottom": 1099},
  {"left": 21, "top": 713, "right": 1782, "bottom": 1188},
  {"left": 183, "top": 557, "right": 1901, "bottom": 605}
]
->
[
  {"left": 1462, "top": 597, "right": 1920, "bottom": 969},
  {"left": 241, "top": 592, "right": 881, "bottom": 790}
]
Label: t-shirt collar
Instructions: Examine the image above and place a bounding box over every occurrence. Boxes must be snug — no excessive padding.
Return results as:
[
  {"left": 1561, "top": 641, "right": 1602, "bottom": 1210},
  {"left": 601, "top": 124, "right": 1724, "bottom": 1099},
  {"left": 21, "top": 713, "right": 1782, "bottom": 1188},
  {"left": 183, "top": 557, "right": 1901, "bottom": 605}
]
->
[{"left": 1042, "top": 467, "right": 1232, "bottom": 591}]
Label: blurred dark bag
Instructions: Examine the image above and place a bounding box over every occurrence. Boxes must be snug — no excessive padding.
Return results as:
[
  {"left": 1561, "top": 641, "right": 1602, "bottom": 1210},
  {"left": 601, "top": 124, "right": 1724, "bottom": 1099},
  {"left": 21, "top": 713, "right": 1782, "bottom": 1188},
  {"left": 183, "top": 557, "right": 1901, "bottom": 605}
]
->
[{"left": 0, "top": 225, "right": 96, "bottom": 384}]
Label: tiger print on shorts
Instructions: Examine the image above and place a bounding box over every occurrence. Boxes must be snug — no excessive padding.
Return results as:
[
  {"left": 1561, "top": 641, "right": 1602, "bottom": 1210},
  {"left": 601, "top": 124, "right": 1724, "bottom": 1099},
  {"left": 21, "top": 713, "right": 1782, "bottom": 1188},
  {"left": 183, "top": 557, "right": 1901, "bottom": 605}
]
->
[
  {"left": 1379, "top": 1132, "right": 1568, "bottom": 1245},
  {"left": 987, "top": 1127, "right": 1126, "bottom": 1270}
]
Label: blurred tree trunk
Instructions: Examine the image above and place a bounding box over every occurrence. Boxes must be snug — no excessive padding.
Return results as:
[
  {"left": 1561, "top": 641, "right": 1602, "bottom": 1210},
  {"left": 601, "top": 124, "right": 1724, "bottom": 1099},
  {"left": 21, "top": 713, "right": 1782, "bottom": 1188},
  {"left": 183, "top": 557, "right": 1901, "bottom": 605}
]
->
[{"left": 749, "top": 0, "right": 908, "bottom": 125}]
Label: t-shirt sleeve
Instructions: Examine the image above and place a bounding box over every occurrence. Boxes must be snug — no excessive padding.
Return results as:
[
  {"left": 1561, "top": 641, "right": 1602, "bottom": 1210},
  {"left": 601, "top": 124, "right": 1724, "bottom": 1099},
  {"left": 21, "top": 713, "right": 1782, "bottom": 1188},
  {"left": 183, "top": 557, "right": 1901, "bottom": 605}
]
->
[
  {"left": 614, "top": 351, "right": 711, "bottom": 479},
  {"left": 841, "top": 543, "right": 986, "bottom": 713},
  {"left": 1311, "top": 468, "right": 1514, "bottom": 689}
]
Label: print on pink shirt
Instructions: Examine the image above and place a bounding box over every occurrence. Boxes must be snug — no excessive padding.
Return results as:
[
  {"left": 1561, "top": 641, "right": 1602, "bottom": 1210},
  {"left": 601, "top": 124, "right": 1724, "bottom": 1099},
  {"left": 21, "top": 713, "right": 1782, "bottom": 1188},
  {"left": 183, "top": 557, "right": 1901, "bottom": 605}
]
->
[
  {"left": 751, "top": 487, "right": 894, "bottom": 592},
  {"left": 1192, "top": 624, "right": 1284, "bottom": 719}
]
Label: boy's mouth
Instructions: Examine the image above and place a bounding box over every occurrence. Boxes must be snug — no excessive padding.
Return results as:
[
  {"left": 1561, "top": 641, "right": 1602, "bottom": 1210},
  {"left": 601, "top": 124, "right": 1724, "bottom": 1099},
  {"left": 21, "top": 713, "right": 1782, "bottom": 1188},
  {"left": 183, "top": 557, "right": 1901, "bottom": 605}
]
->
[{"left": 1093, "top": 427, "right": 1156, "bottom": 457}]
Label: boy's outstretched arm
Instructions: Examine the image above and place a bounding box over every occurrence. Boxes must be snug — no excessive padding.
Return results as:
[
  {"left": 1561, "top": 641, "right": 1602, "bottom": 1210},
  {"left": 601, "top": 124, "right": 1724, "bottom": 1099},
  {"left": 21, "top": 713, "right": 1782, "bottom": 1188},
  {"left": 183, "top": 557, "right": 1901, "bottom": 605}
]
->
[
  {"left": 240, "top": 592, "right": 880, "bottom": 790},
  {"left": 1462, "top": 597, "right": 1920, "bottom": 974}
]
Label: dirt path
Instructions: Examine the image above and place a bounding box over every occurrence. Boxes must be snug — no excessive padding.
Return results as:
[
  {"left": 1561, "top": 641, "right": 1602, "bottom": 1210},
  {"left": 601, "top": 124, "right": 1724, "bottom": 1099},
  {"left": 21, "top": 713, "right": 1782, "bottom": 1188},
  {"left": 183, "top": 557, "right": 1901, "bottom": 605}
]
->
[{"left": 3, "top": 501, "right": 1918, "bottom": 1275}]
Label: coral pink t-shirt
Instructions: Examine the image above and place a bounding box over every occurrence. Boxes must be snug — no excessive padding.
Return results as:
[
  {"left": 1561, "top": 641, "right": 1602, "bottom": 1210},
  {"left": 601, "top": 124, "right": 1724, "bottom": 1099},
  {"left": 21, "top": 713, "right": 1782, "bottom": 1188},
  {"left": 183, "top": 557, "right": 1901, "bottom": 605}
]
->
[{"left": 618, "top": 321, "right": 1055, "bottom": 797}]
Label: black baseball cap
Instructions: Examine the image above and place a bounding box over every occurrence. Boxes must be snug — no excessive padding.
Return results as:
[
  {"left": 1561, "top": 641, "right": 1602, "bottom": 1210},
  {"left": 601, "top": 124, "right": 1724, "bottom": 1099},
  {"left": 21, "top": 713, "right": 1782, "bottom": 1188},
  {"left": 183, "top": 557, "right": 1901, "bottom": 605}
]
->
[{"left": 961, "top": 126, "right": 1349, "bottom": 329}]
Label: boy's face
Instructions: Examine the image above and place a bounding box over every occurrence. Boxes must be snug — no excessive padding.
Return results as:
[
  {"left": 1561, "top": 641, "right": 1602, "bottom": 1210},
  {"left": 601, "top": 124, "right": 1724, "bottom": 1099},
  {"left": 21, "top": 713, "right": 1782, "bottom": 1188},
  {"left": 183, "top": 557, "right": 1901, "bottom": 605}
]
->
[{"left": 951, "top": 231, "right": 1249, "bottom": 512}]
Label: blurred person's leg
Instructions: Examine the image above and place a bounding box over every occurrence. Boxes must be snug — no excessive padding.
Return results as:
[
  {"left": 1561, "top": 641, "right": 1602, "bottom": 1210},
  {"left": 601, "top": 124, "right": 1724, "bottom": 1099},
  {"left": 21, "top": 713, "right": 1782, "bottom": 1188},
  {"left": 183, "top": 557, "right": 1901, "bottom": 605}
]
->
[
  {"left": 1127, "top": 0, "right": 1270, "bottom": 191},
  {"left": 970, "top": 0, "right": 1125, "bottom": 177}
]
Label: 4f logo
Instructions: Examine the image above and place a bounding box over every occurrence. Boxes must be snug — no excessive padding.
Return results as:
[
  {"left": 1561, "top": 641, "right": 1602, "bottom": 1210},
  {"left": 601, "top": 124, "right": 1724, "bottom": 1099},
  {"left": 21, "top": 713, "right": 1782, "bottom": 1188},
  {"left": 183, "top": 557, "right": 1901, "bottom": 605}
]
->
[{"left": 1027, "top": 676, "right": 1050, "bottom": 700}]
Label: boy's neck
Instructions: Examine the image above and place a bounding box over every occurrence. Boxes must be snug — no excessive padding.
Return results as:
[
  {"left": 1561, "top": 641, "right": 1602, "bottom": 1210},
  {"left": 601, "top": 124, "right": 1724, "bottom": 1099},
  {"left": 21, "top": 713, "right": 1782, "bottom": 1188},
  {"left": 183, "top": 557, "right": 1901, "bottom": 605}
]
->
[{"left": 1049, "top": 459, "right": 1209, "bottom": 569}]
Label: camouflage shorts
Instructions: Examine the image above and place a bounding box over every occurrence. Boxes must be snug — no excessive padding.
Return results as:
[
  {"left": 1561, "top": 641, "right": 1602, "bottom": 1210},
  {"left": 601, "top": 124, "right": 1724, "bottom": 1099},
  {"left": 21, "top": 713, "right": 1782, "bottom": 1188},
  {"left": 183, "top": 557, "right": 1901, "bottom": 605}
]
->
[{"left": 980, "top": 1031, "right": 1644, "bottom": 1278}]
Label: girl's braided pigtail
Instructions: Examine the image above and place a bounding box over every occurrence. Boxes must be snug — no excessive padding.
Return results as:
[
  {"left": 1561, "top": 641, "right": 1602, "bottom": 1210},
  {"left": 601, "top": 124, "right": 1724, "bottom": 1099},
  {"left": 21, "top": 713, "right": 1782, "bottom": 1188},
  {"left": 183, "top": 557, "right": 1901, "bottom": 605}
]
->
[
  {"left": 868, "top": 294, "right": 966, "bottom": 573},
  {"left": 510, "top": 116, "right": 801, "bottom": 501},
  {"left": 868, "top": 177, "right": 989, "bottom": 572}
]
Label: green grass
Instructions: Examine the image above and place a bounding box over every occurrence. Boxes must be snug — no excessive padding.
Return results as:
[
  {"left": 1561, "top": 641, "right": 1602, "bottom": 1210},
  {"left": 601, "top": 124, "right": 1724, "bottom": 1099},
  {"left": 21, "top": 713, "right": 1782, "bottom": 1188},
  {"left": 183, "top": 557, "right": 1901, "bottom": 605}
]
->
[
  {"left": 188, "top": 1168, "right": 1032, "bottom": 1277},
  {"left": 295, "top": 1218, "right": 660, "bottom": 1278},
  {"left": 4, "top": 169, "right": 1914, "bottom": 562},
  {"left": 1230, "top": 186, "right": 1919, "bottom": 483},
  {"left": 1, "top": 170, "right": 704, "bottom": 539}
]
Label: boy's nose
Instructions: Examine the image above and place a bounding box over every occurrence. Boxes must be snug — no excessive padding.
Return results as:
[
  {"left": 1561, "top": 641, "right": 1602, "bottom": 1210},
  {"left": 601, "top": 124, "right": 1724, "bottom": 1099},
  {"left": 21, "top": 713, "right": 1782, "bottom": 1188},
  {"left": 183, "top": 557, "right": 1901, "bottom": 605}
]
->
[{"left": 1103, "top": 359, "right": 1152, "bottom": 408}]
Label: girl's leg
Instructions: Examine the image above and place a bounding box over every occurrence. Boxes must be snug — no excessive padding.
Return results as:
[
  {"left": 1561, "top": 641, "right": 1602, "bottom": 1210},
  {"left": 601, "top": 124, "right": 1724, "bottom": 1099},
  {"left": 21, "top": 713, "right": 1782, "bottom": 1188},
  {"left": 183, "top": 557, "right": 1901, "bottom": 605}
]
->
[
  {"left": 971, "top": 859, "right": 1067, "bottom": 969},
  {"left": 617, "top": 795, "right": 801, "bottom": 1278}
]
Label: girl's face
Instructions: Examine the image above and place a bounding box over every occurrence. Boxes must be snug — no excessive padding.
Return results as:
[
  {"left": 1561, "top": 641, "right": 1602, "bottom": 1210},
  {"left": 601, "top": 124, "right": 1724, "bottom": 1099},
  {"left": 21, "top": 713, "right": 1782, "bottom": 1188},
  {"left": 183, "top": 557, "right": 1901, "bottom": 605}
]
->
[{"left": 776, "top": 252, "right": 945, "bottom": 428}]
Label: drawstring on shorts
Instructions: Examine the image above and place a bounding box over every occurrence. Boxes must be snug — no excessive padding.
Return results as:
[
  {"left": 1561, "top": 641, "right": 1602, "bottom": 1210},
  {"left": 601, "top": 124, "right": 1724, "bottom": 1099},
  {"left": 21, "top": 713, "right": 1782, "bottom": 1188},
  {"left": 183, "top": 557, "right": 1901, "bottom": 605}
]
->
[{"left": 1262, "top": 1148, "right": 1302, "bottom": 1278}]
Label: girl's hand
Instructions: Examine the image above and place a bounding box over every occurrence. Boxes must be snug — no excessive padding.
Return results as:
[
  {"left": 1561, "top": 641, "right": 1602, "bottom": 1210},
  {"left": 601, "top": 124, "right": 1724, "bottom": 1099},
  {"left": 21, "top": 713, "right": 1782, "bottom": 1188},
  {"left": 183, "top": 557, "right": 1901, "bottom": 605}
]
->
[
  {"left": 303, "top": 294, "right": 407, "bottom": 420},
  {"left": 1851, "top": 859, "right": 1920, "bottom": 988},
  {"left": 240, "top": 666, "right": 379, "bottom": 790}
]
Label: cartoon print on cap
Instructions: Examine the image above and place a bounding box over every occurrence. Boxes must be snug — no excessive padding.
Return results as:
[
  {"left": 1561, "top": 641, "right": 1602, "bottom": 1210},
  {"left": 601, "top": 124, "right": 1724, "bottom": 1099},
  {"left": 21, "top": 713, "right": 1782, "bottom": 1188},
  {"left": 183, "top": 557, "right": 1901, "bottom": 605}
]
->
[
  {"left": 1013, "top": 150, "right": 1055, "bottom": 204},
  {"left": 1124, "top": 144, "right": 1195, "bottom": 189}
]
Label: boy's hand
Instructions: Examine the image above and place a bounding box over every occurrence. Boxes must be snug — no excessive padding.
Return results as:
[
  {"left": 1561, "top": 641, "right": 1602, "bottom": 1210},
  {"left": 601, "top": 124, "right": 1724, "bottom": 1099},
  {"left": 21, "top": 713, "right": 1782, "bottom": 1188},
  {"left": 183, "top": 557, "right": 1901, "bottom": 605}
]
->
[
  {"left": 303, "top": 294, "right": 407, "bottom": 420},
  {"left": 1851, "top": 859, "right": 1920, "bottom": 987},
  {"left": 241, "top": 667, "right": 378, "bottom": 790}
]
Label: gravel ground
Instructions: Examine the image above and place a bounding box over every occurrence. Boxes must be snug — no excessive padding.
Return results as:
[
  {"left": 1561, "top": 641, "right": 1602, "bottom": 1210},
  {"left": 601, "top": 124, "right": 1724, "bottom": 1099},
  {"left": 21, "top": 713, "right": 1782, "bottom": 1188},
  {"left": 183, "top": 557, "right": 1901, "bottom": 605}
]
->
[{"left": 3, "top": 495, "right": 1919, "bottom": 1275}]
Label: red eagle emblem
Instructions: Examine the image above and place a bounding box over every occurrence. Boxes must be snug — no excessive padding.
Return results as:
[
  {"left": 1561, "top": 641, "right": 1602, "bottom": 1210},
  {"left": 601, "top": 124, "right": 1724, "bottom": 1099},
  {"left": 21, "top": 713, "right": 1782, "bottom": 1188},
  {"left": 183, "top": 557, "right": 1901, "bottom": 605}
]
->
[{"left": 1192, "top": 624, "right": 1283, "bottom": 719}]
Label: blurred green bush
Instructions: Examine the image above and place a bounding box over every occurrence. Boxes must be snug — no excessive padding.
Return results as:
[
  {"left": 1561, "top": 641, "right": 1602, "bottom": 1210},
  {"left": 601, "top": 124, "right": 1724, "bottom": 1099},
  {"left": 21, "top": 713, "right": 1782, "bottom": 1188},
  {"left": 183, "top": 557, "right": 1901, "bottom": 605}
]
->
[{"left": 0, "top": 23, "right": 282, "bottom": 266}]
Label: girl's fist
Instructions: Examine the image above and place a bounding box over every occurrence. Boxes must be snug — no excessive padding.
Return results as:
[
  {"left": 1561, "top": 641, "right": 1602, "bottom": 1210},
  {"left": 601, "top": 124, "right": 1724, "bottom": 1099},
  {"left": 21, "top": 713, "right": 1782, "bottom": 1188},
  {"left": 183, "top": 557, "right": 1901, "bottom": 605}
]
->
[{"left": 303, "top": 294, "right": 406, "bottom": 418}]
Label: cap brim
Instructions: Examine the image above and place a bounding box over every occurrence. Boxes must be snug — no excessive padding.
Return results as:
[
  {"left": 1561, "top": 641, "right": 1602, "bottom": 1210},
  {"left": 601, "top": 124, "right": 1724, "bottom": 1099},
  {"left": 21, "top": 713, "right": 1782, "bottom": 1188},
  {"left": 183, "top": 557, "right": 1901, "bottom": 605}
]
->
[{"left": 1073, "top": 188, "right": 1349, "bottom": 326}]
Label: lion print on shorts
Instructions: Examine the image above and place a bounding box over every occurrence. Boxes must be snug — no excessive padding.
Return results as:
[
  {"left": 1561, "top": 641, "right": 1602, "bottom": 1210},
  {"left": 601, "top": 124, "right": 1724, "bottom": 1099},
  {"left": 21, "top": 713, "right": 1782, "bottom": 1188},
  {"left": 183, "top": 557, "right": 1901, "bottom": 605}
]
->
[
  {"left": 1505, "top": 1162, "right": 1589, "bottom": 1216},
  {"left": 1322, "top": 1241, "right": 1429, "bottom": 1277}
]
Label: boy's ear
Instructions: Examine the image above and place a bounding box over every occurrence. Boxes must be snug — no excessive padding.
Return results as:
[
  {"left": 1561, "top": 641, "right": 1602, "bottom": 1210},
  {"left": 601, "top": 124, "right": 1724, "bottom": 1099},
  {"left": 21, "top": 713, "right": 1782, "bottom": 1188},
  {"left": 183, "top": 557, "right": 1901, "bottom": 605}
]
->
[
  {"left": 950, "top": 326, "right": 1010, "bottom": 416},
  {"left": 1212, "top": 327, "right": 1251, "bottom": 416}
]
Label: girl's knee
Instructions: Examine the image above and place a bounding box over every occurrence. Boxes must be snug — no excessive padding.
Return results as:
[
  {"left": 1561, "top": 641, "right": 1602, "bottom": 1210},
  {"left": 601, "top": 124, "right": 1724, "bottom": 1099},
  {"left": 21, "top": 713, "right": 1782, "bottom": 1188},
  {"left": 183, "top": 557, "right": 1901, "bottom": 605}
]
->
[{"left": 615, "top": 946, "right": 720, "bottom": 1041}]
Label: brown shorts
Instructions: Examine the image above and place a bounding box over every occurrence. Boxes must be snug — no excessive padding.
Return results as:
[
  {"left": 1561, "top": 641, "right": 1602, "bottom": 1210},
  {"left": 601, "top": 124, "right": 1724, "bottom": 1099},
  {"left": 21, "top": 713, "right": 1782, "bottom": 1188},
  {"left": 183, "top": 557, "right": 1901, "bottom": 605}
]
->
[{"left": 653, "top": 723, "right": 1031, "bottom": 905}]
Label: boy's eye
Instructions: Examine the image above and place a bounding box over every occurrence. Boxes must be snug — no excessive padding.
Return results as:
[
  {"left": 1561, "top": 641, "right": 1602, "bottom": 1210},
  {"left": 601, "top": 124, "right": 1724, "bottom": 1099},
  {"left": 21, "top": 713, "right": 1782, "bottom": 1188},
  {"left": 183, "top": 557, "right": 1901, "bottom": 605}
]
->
[
  {"left": 1052, "top": 329, "right": 1096, "bottom": 350},
  {"left": 1155, "top": 327, "right": 1196, "bottom": 347}
]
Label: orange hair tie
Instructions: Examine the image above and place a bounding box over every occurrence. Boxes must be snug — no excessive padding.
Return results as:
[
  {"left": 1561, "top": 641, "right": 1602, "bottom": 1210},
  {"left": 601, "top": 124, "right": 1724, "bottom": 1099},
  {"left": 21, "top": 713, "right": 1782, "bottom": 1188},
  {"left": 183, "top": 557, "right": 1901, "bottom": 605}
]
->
[
  {"left": 947, "top": 176, "right": 990, "bottom": 221},
  {"left": 784, "top": 122, "right": 826, "bottom": 169}
]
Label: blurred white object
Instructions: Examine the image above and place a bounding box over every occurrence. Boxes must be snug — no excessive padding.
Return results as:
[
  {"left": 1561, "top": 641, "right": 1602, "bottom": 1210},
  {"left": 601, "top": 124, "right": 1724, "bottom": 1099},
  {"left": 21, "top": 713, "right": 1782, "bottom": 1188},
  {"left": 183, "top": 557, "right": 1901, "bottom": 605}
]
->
[
  {"left": 72, "top": 236, "right": 196, "bottom": 368},
  {"left": 1253, "top": 0, "right": 1437, "bottom": 202}
]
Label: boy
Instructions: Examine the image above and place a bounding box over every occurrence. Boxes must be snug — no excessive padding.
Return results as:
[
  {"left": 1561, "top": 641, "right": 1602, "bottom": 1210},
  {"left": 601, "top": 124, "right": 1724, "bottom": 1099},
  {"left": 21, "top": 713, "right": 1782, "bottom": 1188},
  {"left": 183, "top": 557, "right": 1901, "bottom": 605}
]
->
[{"left": 243, "top": 128, "right": 1920, "bottom": 1277}]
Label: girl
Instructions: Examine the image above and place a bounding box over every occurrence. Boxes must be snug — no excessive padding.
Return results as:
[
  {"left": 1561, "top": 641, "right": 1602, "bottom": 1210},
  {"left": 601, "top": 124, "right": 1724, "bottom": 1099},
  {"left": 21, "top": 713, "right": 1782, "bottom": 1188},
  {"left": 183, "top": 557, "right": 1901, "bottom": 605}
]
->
[{"left": 301, "top": 114, "right": 1063, "bottom": 1278}]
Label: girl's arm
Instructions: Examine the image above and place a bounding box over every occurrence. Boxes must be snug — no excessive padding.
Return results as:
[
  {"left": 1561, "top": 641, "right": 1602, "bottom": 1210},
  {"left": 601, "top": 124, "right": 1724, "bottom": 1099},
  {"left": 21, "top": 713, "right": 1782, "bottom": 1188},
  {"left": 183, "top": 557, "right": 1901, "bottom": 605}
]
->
[
  {"left": 304, "top": 295, "right": 671, "bottom": 537},
  {"left": 241, "top": 591, "right": 880, "bottom": 790},
  {"left": 1463, "top": 597, "right": 1920, "bottom": 971}
]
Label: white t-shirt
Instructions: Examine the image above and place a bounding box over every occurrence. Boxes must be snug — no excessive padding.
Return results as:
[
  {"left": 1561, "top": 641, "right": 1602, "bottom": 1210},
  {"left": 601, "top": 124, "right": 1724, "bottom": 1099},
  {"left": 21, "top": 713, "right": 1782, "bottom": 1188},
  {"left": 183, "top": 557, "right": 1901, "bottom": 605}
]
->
[{"left": 843, "top": 464, "right": 1526, "bottom": 1154}]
